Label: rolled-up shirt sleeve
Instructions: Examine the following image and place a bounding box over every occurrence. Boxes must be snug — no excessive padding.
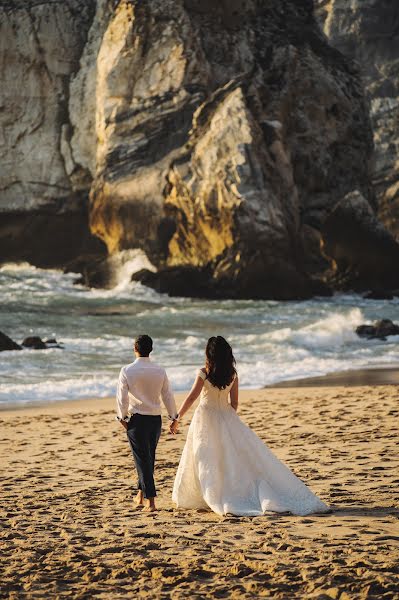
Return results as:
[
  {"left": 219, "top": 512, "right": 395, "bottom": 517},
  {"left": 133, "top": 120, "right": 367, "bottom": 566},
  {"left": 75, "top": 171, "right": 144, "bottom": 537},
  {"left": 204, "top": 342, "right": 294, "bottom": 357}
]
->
[
  {"left": 161, "top": 372, "right": 177, "bottom": 418},
  {"left": 116, "top": 367, "right": 129, "bottom": 419}
]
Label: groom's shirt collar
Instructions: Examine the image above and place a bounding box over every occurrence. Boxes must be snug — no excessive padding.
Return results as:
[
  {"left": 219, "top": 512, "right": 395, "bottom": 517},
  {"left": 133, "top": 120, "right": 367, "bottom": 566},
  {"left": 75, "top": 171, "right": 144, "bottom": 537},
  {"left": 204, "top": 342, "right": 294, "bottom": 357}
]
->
[{"left": 134, "top": 356, "right": 151, "bottom": 363}]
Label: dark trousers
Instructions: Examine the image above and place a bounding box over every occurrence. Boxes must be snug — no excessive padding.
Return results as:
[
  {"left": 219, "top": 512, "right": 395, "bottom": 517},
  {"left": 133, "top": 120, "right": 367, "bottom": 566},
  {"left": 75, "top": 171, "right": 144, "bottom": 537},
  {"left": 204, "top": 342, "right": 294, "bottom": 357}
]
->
[{"left": 126, "top": 414, "right": 161, "bottom": 499}]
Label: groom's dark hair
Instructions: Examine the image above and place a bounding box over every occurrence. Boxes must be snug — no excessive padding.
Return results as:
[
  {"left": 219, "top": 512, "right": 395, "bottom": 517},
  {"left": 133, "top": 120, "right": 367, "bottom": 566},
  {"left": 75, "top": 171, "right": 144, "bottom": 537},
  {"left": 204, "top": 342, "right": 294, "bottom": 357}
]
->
[{"left": 134, "top": 334, "right": 153, "bottom": 356}]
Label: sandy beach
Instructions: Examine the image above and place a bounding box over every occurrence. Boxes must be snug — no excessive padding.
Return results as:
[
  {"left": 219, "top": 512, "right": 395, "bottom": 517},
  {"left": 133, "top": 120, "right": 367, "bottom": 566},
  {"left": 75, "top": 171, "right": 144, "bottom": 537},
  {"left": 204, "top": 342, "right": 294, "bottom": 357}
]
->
[{"left": 1, "top": 385, "right": 399, "bottom": 599}]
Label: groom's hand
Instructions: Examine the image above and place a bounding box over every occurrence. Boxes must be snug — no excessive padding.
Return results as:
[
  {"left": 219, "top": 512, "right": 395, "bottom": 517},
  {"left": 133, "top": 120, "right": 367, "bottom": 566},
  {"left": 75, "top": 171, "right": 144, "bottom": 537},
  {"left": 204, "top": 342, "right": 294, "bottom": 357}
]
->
[{"left": 120, "top": 420, "right": 128, "bottom": 430}]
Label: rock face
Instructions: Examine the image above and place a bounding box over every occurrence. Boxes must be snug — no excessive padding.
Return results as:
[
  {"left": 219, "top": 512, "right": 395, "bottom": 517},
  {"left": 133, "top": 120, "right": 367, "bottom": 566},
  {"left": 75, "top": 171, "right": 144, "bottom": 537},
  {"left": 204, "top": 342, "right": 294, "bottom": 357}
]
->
[
  {"left": 0, "top": 0, "right": 383, "bottom": 298},
  {"left": 315, "top": 0, "right": 399, "bottom": 240},
  {"left": 0, "top": 0, "right": 106, "bottom": 268},
  {"left": 79, "top": 0, "right": 372, "bottom": 298},
  {"left": 322, "top": 190, "right": 399, "bottom": 291}
]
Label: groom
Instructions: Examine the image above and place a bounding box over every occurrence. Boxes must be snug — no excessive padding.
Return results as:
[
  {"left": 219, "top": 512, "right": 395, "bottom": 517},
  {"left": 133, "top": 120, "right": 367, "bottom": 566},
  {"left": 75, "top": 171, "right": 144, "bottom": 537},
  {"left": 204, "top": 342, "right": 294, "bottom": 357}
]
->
[{"left": 116, "top": 334, "right": 178, "bottom": 512}]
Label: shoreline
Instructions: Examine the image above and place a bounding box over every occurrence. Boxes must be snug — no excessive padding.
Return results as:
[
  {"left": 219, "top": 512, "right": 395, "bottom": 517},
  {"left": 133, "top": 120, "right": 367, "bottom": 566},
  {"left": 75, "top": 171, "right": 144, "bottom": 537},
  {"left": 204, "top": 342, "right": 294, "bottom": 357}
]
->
[
  {"left": 1, "top": 364, "right": 399, "bottom": 413},
  {"left": 268, "top": 365, "right": 399, "bottom": 388}
]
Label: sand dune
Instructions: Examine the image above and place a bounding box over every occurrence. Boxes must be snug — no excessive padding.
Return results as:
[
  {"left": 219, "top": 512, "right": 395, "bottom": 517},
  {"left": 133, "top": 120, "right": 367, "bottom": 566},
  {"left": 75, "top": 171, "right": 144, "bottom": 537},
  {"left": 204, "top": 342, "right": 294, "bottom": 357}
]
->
[{"left": 1, "top": 386, "right": 398, "bottom": 598}]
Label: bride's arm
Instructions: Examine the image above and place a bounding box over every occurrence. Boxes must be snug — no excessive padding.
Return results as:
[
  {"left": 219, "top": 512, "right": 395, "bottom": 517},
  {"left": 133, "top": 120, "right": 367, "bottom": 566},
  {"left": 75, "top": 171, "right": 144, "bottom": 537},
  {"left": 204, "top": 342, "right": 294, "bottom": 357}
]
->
[
  {"left": 178, "top": 375, "right": 204, "bottom": 419},
  {"left": 170, "top": 374, "right": 204, "bottom": 433},
  {"left": 230, "top": 376, "right": 239, "bottom": 411}
]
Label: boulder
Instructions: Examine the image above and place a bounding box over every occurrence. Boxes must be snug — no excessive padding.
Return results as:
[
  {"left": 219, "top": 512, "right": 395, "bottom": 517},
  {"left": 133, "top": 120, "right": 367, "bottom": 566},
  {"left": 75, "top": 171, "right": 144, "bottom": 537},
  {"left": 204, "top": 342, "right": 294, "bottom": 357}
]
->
[
  {"left": 43, "top": 338, "right": 64, "bottom": 349},
  {"left": 356, "top": 325, "right": 377, "bottom": 339},
  {"left": 22, "top": 337, "right": 47, "bottom": 350},
  {"left": 356, "top": 319, "right": 399, "bottom": 340},
  {"left": 0, "top": 332, "right": 22, "bottom": 351},
  {"left": 375, "top": 319, "right": 399, "bottom": 338}
]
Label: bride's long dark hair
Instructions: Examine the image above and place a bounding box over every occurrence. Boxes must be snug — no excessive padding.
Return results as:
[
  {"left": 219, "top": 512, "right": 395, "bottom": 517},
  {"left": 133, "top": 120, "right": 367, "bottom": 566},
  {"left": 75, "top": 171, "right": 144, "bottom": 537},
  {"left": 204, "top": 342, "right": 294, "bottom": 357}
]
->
[{"left": 205, "top": 336, "right": 236, "bottom": 389}]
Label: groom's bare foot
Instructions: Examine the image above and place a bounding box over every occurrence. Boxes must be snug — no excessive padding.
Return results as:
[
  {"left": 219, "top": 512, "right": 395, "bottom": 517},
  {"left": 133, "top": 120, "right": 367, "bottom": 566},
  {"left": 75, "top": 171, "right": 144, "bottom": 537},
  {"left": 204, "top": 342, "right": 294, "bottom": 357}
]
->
[
  {"left": 143, "top": 498, "right": 156, "bottom": 512},
  {"left": 135, "top": 491, "right": 144, "bottom": 506}
]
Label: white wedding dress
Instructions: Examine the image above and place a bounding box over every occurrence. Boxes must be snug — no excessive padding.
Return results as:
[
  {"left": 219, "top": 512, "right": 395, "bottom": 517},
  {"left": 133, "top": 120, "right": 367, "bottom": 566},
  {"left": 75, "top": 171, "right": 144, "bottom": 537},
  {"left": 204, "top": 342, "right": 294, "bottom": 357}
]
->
[{"left": 172, "top": 370, "right": 329, "bottom": 516}]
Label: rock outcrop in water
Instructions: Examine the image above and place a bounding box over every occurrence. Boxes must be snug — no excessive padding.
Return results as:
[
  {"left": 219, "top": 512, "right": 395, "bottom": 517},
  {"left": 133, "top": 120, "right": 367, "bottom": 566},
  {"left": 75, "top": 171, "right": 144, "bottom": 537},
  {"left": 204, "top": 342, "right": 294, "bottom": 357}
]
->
[
  {"left": 0, "top": 332, "right": 63, "bottom": 351},
  {"left": 2, "top": 0, "right": 398, "bottom": 298},
  {"left": 356, "top": 319, "right": 399, "bottom": 341},
  {"left": 21, "top": 336, "right": 47, "bottom": 350},
  {"left": 0, "top": 332, "right": 21, "bottom": 352}
]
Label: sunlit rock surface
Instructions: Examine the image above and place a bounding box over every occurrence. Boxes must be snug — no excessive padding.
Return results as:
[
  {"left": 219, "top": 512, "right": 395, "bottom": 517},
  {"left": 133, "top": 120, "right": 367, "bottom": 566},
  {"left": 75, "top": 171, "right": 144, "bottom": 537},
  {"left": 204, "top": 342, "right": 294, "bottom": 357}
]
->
[
  {"left": 83, "top": 0, "right": 372, "bottom": 297},
  {"left": 1, "top": 0, "right": 386, "bottom": 297}
]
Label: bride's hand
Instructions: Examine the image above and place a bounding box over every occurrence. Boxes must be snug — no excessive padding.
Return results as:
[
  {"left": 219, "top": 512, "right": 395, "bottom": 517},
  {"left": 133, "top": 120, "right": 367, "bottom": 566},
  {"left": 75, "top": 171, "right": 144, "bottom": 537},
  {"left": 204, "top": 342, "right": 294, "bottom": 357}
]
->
[{"left": 169, "top": 419, "right": 179, "bottom": 435}]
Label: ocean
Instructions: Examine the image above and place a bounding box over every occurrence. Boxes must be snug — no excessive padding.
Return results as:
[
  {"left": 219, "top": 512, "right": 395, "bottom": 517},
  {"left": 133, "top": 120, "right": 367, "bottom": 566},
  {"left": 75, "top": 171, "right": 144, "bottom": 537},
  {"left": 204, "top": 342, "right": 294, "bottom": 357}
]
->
[{"left": 1, "top": 256, "right": 399, "bottom": 407}]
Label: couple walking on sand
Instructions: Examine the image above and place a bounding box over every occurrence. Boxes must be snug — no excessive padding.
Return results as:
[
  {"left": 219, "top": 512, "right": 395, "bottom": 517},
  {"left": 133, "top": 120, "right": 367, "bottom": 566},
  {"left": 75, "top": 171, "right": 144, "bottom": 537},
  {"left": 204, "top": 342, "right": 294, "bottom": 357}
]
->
[{"left": 116, "top": 334, "right": 329, "bottom": 516}]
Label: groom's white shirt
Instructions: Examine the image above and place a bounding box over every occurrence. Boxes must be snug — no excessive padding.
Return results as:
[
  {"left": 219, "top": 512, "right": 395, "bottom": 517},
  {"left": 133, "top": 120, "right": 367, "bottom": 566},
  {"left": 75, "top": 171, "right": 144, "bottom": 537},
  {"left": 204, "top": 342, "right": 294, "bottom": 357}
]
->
[{"left": 116, "top": 357, "right": 177, "bottom": 420}]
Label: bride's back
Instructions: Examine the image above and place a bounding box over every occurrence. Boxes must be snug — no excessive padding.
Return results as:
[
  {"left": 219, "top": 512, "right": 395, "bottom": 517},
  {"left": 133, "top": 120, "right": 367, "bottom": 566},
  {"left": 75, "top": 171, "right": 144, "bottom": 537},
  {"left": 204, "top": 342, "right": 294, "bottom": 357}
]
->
[{"left": 197, "top": 369, "right": 235, "bottom": 409}]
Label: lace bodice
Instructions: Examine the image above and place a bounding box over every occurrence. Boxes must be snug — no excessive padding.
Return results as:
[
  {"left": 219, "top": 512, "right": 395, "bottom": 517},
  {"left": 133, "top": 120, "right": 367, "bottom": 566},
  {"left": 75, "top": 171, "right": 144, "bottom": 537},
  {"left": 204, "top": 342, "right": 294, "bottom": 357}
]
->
[{"left": 197, "top": 369, "right": 235, "bottom": 409}]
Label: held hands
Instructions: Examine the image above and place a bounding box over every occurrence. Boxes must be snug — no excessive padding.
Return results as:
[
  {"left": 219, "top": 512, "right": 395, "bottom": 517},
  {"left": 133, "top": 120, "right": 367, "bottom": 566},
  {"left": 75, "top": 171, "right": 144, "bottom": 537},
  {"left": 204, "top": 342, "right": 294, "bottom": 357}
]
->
[{"left": 169, "top": 418, "right": 179, "bottom": 435}]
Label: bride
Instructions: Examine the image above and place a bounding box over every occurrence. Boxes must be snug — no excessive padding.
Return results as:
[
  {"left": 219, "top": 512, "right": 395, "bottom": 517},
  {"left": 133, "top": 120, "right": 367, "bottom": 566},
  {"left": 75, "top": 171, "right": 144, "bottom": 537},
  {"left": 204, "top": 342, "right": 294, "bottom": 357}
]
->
[{"left": 170, "top": 336, "right": 329, "bottom": 516}]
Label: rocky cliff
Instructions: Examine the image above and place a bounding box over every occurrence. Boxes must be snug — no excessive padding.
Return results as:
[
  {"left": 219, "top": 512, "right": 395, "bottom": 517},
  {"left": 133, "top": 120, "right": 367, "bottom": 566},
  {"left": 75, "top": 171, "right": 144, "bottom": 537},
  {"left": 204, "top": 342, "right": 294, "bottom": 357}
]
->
[
  {"left": 315, "top": 0, "right": 399, "bottom": 240},
  {"left": 0, "top": 0, "right": 106, "bottom": 268},
  {"left": 84, "top": 0, "right": 373, "bottom": 298},
  {"left": 1, "top": 0, "right": 397, "bottom": 298}
]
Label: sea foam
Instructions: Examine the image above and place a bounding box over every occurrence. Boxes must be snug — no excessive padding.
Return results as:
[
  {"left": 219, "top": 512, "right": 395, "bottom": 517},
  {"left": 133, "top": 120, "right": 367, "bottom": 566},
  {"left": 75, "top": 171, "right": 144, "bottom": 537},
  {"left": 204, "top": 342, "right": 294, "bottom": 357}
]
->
[{"left": 1, "top": 264, "right": 399, "bottom": 405}]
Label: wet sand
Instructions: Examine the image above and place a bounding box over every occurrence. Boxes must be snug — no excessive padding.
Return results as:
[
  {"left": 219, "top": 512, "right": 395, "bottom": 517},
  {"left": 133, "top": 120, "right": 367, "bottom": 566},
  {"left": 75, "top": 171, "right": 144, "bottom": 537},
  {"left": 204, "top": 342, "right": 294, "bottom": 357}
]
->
[
  {"left": 1, "top": 386, "right": 398, "bottom": 599},
  {"left": 270, "top": 366, "right": 399, "bottom": 388}
]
